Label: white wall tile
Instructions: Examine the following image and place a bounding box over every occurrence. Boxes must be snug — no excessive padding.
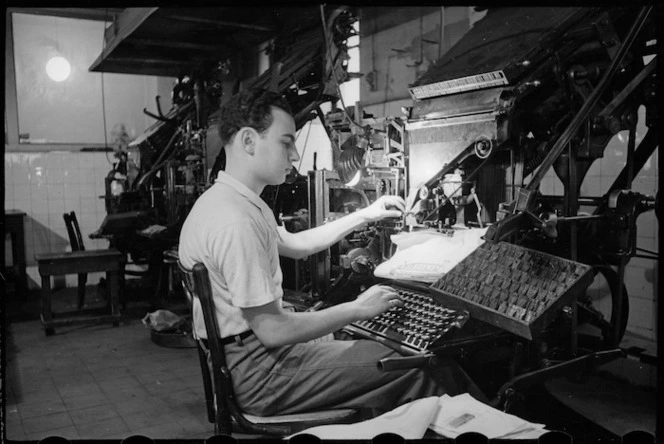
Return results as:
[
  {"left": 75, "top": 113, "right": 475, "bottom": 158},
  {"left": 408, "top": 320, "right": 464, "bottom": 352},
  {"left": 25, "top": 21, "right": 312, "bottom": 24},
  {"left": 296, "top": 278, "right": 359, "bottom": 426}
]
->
[
  {"left": 30, "top": 183, "right": 49, "bottom": 201},
  {"left": 12, "top": 200, "right": 31, "bottom": 213},
  {"left": 636, "top": 211, "right": 657, "bottom": 241},
  {"left": 45, "top": 153, "right": 64, "bottom": 169},
  {"left": 47, "top": 199, "right": 66, "bottom": 215},
  {"left": 80, "top": 169, "right": 97, "bottom": 184},
  {"left": 579, "top": 175, "right": 602, "bottom": 197},
  {"left": 624, "top": 261, "right": 656, "bottom": 301},
  {"left": 63, "top": 168, "right": 81, "bottom": 184},
  {"left": 627, "top": 297, "right": 656, "bottom": 332},
  {"left": 13, "top": 185, "right": 30, "bottom": 200},
  {"left": 47, "top": 168, "right": 66, "bottom": 184},
  {"left": 29, "top": 198, "right": 49, "bottom": 215},
  {"left": 79, "top": 153, "right": 95, "bottom": 169}
]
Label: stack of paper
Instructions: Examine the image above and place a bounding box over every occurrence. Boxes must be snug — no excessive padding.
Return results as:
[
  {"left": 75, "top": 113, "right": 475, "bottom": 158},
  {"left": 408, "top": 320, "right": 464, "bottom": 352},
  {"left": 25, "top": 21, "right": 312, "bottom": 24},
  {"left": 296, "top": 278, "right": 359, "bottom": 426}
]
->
[
  {"left": 430, "top": 393, "right": 548, "bottom": 439},
  {"left": 288, "top": 396, "right": 440, "bottom": 440},
  {"left": 291, "top": 393, "right": 548, "bottom": 440},
  {"left": 373, "top": 228, "right": 487, "bottom": 283}
]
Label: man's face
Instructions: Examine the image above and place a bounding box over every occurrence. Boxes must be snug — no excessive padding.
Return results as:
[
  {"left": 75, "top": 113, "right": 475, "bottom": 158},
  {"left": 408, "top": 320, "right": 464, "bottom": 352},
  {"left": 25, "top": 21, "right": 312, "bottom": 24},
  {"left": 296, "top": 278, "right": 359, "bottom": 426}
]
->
[{"left": 253, "top": 107, "right": 300, "bottom": 186}]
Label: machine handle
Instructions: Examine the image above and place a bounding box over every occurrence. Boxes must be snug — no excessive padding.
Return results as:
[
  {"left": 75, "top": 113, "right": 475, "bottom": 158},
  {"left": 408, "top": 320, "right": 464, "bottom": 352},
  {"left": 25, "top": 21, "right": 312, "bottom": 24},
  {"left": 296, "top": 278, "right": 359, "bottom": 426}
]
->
[{"left": 377, "top": 354, "right": 439, "bottom": 372}]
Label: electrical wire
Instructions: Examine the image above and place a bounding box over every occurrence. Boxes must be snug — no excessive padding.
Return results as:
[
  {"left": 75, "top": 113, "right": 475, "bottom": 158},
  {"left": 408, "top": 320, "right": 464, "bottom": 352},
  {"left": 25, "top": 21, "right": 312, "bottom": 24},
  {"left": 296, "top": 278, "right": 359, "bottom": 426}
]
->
[
  {"left": 297, "top": 119, "right": 313, "bottom": 171},
  {"left": 318, "top": 5, "right": 363, "bottom": 132},
  {"left": 101, "top": 8, "right": 111, "bottom": 164}
]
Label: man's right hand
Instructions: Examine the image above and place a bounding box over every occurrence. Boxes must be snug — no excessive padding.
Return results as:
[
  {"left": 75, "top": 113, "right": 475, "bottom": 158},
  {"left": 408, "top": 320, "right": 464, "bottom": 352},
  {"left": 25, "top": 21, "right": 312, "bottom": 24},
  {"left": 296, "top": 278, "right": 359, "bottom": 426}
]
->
[{"left": 350, "top": 285, "right": 404, "bottom": 321}]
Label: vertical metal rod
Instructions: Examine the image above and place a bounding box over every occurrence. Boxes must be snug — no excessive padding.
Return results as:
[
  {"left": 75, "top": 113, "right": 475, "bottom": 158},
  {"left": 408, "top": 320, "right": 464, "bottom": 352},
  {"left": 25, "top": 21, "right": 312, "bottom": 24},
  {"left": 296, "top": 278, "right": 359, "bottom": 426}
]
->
[
  {"left": 613, "top": 257, "right": 627, "bottom": 347},
  {"left": 626, "top": 123, "right": 637, "bottom": 188},
  {"left": 526, "top": 6, "right": 652, "bottom": 191}
]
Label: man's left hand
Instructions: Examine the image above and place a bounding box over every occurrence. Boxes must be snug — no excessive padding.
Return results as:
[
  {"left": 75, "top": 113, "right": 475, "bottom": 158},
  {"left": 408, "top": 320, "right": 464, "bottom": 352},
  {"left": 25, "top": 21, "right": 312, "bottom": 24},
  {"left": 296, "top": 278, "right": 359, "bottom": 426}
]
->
[{"left": 362, "top": 195, "right": 406, "bottom": 222}]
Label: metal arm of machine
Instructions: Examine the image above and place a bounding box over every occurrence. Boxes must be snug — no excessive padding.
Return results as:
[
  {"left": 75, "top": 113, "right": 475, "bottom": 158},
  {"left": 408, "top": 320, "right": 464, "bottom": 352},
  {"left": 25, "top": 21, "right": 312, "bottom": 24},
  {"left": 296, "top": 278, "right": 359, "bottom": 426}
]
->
[
  {"left": 525, "top": 6, "right": 652, "bottom": 192},
  {"left": 484, "top": 7, "right": 652, "bottom": 243},
  {"left": 406, "top": 142, "right": 496, "bottom": 224},
  {"left": 377, "top": 354, "right": 440, "bottom": 372},
  {"left": 491, "top": 348, "right": 625, "bottom": 412}
]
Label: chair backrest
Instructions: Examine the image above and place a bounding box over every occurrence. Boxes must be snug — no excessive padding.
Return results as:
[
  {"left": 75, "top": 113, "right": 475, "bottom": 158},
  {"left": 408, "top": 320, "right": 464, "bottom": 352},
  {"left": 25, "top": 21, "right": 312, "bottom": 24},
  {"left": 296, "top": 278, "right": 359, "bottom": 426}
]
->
[
  {"left": 63, "top": 211, "right": 86, "bottom": 252},
  {"left": 176, "top": 260, "right": 291, "bottom": 436}
]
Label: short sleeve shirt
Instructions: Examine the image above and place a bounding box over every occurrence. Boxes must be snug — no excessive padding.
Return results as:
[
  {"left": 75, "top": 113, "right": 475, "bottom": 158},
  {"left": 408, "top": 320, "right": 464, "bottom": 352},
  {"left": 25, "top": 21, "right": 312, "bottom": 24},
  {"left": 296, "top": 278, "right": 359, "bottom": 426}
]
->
[{"left": 179, "top": 171, "right": 284, "bottom": 339}]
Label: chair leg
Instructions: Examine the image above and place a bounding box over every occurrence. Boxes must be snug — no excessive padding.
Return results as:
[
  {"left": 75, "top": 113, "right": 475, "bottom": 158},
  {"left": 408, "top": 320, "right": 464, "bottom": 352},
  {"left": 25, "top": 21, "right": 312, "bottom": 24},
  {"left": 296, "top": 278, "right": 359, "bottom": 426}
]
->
[
  {"left": 77, "top": 273, "right": 87, "bottom": 311},
  {"left": 197, "top": 343, "right": 216, "bottom": 424}
]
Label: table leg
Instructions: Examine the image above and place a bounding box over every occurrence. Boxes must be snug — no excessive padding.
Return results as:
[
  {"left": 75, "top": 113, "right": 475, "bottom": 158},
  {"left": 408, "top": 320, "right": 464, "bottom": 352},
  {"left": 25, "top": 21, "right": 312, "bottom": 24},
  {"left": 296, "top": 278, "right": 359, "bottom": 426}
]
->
[
  {"left": 108, "top": 270, "right": 120, "bottom": 327},
  {"left": 40, "top": 274, "right": 55, "bottom": 336}
]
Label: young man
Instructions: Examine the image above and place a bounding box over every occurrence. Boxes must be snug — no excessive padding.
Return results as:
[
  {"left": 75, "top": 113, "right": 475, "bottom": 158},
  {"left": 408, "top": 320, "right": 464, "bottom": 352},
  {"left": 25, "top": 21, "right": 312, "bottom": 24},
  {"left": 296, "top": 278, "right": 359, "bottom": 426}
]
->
[{"left": 179, "top": 88, "right": 479, "bottom": 416}]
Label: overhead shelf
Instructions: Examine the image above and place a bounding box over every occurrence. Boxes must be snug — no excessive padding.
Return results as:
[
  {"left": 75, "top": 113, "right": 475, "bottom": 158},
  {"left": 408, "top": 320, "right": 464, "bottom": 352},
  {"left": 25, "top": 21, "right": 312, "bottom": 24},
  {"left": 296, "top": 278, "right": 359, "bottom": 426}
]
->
[{"left": 89, "top": 6, "right": 324, "bottom": 77}]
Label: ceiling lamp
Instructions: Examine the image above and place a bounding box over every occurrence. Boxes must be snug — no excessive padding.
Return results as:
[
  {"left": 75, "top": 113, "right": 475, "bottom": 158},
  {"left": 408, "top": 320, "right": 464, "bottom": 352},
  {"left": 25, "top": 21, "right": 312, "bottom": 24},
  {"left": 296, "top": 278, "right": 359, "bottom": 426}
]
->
[{"left": 46, "top": 55, "right": 71, "bottom": 82}]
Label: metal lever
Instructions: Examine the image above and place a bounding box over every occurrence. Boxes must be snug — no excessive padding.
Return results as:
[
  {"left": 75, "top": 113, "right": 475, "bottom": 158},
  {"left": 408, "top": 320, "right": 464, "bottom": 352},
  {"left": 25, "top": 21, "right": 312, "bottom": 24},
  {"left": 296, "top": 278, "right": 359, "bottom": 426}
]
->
[
  {"left": 491, "top": 348, "right": 625, "bottom": 412},
  {"left": 377, "top": 354, "right": 439, "bottom": 372}
]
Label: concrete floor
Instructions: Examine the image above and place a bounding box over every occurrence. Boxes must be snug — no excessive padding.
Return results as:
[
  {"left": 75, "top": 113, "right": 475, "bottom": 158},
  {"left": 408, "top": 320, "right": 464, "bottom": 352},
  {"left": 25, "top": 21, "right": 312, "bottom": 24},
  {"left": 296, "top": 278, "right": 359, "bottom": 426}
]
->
[{"left": 2, "top": 284, "right": 658, "bottom": 442}]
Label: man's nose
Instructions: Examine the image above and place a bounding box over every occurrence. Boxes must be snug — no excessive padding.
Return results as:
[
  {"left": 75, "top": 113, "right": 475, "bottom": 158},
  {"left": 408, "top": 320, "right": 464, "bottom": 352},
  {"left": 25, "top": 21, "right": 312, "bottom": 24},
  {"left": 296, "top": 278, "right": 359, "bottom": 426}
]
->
[{"left": 290, "top": 147, "right": 301, "bottom": 163}]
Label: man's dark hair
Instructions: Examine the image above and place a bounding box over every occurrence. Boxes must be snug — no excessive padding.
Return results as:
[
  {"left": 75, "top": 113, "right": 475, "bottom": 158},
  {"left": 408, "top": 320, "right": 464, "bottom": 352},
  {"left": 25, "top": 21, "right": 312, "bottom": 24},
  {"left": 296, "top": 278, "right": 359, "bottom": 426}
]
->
[
  {"left": 218, "top": 88, "right": 292, "bottom": 148},
  {"left": 209, "top": 88, "right": 291, "bottom": 183}
]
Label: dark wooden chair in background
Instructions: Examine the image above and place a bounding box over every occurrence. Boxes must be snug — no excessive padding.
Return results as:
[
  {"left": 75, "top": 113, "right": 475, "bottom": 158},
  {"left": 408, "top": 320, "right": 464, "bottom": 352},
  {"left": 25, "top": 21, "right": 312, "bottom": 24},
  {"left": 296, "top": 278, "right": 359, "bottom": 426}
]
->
[
  {"left": 63, "top": 211, "right": 90, "bottom": 311},
  {"left": 33, "top": 211, "right": 124, "bottom": 335},
  {"left": 176, "top": 261, "right": 359, "bottom": 437}
]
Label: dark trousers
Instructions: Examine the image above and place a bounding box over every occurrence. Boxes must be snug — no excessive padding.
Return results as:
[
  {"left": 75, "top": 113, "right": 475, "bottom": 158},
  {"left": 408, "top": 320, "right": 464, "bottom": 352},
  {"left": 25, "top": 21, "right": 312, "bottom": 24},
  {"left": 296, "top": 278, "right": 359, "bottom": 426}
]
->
[{"left": 220, "top": 333, "right": 484, "bottom": 416}]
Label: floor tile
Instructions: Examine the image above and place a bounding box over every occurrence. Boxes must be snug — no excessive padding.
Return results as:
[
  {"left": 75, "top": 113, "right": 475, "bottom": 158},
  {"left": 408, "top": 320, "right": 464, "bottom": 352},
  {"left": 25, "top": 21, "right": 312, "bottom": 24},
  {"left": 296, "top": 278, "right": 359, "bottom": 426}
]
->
[
  {"left": 176, "top": 415, "right": 212, "bottom": 435},
  {"left": 103, "top": 386, "right": 154, "bottom": 403},
  {"left": 119, "top": 406, "right": 176, "bottom": 430},
  {"left": 91, "top": 365, "right": 134, "bottom": 382},
  {"left": 17, "top": 398, "right": 68, "bottom": 419},
  {"left": 133, "top": 369, "right": 180, "bottom": 386},
  {"left": 69, "top": 403, "right": 120, "bottom": 426},
  {"left": 52, "top": 374, "right": 97, "bottom": 390},
  {"left": 87, "top": 357, "right": 128, "bottom": 373},
  {"left": 7, "top": 376, "right": 58, "bottom": 396},
  {"left": 126, "top": 421, "right": 187, "bottom": 439},
  {"left": 113, "top": 395, "right": 168, "bottom": 415},
  {"left": 58, "top": 382, "right": 105, "bottom": 400},
  {"left": 62, "top": 391, "right": 112, "bottom": 411},
  {"left": 4, "top": 411, "right": 24, "bottom": 440},
  {"left": 25, "top": 424, "right": 81, "bottom": 441},
  {"left": 17, "top": 388, "right": 63, "bottom": 405},
  {"left": 21, "top": 411, "right": 73, "bottom": 435},
  {"left": 76, "top": 415, "right": 131, "bottom": 439}
]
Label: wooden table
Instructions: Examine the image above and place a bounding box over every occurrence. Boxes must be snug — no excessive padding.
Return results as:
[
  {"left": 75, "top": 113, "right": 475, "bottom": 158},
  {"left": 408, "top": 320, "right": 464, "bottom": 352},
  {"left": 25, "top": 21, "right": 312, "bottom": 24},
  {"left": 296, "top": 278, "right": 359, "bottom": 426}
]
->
[
  {"left": 35, "top": 250, "right": 123, "bottom": 335},
  {"left": 4, "top": 210, "right": 28, "bottom": 299}
]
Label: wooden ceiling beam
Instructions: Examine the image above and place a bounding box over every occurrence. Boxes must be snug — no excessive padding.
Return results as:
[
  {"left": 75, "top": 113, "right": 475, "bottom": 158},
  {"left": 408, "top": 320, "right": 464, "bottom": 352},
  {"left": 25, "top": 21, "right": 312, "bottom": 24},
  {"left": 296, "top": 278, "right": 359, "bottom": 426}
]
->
[
  {"left": 130, "top": 37, "right": 232, "bottom": 52},
  {"left": 163, "top": 14, "right": 274, "bottom": 32}
]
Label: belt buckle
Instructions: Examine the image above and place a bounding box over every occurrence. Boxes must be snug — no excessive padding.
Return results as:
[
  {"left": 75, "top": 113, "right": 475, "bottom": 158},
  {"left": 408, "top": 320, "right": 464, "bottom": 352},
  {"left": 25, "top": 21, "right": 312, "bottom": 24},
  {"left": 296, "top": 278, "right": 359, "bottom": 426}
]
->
[{"left": 234, "top": 334, "right": 243, "bottom": 346}]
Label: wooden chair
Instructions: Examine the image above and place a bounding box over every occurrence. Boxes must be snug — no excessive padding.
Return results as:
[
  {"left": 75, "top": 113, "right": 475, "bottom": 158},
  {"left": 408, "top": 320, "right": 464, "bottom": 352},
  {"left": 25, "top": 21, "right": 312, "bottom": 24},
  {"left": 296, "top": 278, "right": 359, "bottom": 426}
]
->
[
  {"left": 63, "top": 211, "right": 90, "bottom": 311},
  {"left": 176, "top": 261, "right": 359, "bottom": 436}
]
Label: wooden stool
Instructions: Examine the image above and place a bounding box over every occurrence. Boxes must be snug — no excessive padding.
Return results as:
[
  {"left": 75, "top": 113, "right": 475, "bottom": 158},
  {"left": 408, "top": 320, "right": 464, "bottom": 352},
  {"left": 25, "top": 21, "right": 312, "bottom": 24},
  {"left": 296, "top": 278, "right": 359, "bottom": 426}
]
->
[{"left": 35, "top": 250, "right": 123, "bottom": 336}]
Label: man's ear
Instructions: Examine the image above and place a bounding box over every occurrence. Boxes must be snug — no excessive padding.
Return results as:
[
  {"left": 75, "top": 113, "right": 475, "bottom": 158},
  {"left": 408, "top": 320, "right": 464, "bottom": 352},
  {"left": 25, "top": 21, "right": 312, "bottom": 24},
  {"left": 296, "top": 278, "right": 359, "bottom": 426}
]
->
[{"left": 238, "top": 128, "right": 255, "bottom": 155}]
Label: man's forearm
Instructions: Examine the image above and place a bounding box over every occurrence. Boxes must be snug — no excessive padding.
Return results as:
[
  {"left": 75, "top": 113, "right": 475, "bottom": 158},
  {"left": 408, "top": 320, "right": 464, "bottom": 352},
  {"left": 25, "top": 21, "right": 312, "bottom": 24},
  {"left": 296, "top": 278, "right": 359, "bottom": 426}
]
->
[
  {"left": 250, "top": 303, "right": 360, "bottom": 348},
  {"left": 280, "top": 210, "right": 369, "bottom": 258}
]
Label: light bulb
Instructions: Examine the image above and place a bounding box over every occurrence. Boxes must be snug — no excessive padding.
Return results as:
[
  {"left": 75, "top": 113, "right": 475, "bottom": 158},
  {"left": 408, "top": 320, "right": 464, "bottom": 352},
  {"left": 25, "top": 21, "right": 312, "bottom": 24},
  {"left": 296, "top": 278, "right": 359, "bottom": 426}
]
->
[{"left": 46, "top": 56, "right": 71, "bottom": 82}]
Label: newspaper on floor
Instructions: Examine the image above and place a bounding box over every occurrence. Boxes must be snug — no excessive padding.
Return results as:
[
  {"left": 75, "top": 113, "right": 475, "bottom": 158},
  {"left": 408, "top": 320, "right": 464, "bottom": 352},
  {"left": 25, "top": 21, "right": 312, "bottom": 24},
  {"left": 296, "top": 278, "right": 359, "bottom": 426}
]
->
[
  {"left": 429, "top": 393, "right": 549, "bottom": 439},
  {"left": 290, "top": 393, "right": 548, "bottom": 440},
  {"left": 288, "top": 396, "right": 440, "bottom": 440}
]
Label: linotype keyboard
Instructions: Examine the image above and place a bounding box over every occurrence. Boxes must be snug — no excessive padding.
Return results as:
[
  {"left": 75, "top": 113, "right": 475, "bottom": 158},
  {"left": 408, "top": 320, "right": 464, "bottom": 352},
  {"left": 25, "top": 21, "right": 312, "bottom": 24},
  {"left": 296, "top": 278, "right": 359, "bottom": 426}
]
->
[
  {"left": 344, "top": 282, "right": 469, "bottom": 355},
  {"left": 430, "top": 241, "right": 594, "bottom": 340}
]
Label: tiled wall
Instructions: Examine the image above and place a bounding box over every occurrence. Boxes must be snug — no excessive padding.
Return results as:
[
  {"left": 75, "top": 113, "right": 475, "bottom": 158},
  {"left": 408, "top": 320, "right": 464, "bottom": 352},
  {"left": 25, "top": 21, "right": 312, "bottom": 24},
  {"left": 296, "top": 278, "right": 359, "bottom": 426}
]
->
[
  {"left": 5, "top": 150, "right": 116, "bottom": 287},
  {"left": 538, "top": 121, "right": 658, "bottom": 342}
]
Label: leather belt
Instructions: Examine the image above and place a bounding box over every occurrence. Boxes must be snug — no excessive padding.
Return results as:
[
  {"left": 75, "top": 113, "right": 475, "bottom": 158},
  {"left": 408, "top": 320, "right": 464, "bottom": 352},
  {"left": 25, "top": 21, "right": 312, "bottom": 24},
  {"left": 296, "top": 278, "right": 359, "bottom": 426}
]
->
[{"left": 201, "top": 330, "right": 253, "bottom": 347}]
